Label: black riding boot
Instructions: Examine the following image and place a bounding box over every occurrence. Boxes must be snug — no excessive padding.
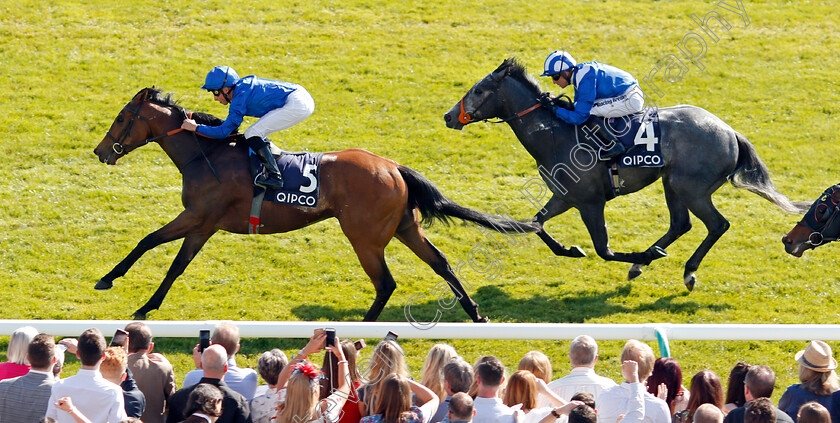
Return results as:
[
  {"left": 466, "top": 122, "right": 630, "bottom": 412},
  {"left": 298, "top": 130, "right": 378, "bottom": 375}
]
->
[
  {"left": 247, "top": 137, "right": 285, "bottom": 190},
  {"left": 598, "top": 131, "right": 627, "bottom": 161}
]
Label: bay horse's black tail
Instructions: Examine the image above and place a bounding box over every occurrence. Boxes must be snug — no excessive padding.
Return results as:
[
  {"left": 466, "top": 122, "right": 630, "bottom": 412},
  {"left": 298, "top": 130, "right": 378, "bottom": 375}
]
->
[
  {"left": 729, "top": 132, "right": 809, "bottom": 214},
  {"left": 397, "top": 166, "right": 539, "bottom": 233}
]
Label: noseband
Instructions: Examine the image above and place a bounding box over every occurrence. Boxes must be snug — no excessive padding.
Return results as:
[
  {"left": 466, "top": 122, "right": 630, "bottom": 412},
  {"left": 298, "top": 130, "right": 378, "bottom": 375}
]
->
[{"left": 457, "top": 73, "right": 541, "bottom": 125}]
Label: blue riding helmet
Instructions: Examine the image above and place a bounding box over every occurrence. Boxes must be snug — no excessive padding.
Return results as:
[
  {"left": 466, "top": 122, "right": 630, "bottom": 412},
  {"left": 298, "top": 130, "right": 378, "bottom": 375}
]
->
[
  {"left": 541, "top": 51, "right": 577, "bottom": 76},
  {"left": 200, "top": 66, "right": 241, "bottom": 90}
]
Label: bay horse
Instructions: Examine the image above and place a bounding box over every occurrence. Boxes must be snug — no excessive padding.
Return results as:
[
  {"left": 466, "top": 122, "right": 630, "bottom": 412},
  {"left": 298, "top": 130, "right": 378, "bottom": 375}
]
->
[
  {"left": 93, "top": 87, "right": 537, "bottom": 321},
  {"left": 783, "top": 184, "right": 840, "bottom": 257},
  {"left": 443, "top": 58, "right": 807, "bottom": 290}
]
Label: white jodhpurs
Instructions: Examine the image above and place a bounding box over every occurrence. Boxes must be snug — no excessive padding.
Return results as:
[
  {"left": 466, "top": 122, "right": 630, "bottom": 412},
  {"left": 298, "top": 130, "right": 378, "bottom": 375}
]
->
[
  {"left": 590, "top": 84, "right": 645, "bottom": 118},
  {"left": 244, "top": 87, "right": 315, "bottom": 139}
]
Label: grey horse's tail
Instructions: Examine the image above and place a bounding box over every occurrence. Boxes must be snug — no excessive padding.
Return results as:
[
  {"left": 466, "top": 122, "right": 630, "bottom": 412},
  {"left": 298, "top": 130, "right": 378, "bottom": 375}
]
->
[
  {"left": 729, "top": 132, "right": 809, "bottom": 214},
  {"left": 397, "top": 165, "right": 539, "bottom": 233}
]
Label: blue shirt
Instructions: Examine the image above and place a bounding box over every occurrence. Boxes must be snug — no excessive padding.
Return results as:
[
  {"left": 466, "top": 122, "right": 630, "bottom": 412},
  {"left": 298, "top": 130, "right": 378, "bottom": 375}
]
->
[
  {"left": 196, "top": 75, "right": 299, "bottom": 139},
  {"left": 554, "top": 61, "right": 638, "bottom": 125},
  {"left": 777, "top": 384, "right": 834, "bottom": 422}
]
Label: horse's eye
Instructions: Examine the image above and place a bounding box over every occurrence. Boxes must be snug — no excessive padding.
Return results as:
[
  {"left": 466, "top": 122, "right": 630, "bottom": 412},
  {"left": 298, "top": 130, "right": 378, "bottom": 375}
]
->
[
  {"left": 475, "top": 88, "right": 483, "bottom": 96},
  {"left": 117, "top": 116, "right": 125, "bottom": 123}
]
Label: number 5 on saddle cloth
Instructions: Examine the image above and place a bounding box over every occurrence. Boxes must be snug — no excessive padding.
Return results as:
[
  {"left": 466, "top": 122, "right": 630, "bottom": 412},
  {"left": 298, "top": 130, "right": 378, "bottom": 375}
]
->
[{"left": 248, "top": 150, "right": 324, "bottom": 234}]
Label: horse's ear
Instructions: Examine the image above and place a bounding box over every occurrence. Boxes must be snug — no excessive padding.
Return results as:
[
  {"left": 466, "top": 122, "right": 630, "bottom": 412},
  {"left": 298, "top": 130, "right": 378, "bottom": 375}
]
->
[{"left": 490, "top": 65, "right": 507, "bottom": 81}]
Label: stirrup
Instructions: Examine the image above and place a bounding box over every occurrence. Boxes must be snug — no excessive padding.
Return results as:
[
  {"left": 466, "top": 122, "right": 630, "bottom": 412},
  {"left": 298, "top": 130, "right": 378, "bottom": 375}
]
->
[
  {"left": 599, "top": 144, "right": 626, "bottom": 161},
  {"left": 255, "top": 173, "right": 284, "bottom": 190}
]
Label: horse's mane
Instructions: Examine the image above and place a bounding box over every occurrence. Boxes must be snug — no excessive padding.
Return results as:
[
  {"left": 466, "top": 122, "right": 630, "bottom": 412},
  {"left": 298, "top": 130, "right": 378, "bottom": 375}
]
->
[
  {"left": 136, "top": 87, "right": 226, "bottom": 127},
  {"left": 496, "top": 58, "right": 574, "bottom": 111},
  {"left": 497, "top": 58, "right": 543, "bottom": 97}
]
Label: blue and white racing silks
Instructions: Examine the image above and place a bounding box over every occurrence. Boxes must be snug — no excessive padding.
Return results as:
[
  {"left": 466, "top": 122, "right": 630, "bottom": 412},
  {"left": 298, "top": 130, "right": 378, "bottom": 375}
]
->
[
  {"left": 553, "top": 61, "right": 638, "bottom": 125},
  {"left": 196, "top": 75, "right": 300, "bottom": 139}
]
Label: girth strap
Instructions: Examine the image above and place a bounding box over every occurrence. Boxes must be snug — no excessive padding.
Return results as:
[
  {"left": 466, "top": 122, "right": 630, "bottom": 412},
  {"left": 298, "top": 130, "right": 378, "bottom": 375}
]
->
[{"left": 249, "top": 186, "right": 267, "bottom": 234}]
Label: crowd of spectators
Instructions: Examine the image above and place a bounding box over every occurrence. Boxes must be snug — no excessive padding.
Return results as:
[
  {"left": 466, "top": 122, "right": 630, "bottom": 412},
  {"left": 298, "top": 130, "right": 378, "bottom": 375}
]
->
[{"left": 1, "top": 325, "right": 839, "bottom": 423}]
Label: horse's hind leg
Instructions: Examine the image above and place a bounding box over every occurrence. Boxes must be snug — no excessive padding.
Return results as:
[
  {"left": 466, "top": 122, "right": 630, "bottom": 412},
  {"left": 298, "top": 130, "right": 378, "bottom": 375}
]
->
[
  {"left": 534, "top": 195, "right": 585, "bottom": 258},
  {"left": 95, "top": 211, "right": 203, "bottom": 290},
  {"left": 629, "top": 179, "right": 693, "bottom": 280},
  {"left": 351, "top": 245, "right": 396, "bottom": 322},
  {"left": 679, "top": 195, "right": 730, "bottom": 291},
  {"left": 133, "top": 231, "right": 215, "bottom": 319},
  {"left": 395, "top": 217, "right": 487, "bottom": 323}
]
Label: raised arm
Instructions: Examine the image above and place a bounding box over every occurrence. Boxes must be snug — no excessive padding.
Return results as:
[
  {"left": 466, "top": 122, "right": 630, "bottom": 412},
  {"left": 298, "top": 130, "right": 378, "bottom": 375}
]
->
[
  {"left": 277, "top": 330, "right": 326, "bottom": 390},
  {"left": 536, "top": 378, "right": 569, "bottom": 407},
  {"left": 407, "top": 378, "right": 440, "bottom": 423}
]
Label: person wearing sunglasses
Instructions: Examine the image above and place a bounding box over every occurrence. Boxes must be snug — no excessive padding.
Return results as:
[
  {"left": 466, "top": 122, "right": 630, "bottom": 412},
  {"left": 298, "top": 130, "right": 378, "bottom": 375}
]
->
[
  {"left": 538, "top": 50, "right": 645, "bottom": 161},
  {"left": 181, "top": 65, "right": 315, "bottom": 190}
]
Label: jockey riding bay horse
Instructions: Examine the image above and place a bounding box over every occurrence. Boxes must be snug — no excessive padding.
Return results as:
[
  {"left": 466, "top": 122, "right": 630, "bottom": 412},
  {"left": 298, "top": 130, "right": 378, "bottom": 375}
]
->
[{"left": 94, "top": 87, "right": 537, "bottom": 321}]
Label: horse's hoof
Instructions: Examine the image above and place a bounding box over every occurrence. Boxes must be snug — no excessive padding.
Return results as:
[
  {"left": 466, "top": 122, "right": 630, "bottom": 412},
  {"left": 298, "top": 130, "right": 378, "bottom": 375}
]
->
[
  {"left": 628, "top": 264, "right": 645, "bottom": 281},
  {"left": 684, "top": 273, "right": 696, "bottom": 291},
  {"left": 132, "top": 311, "right": 148, "bottom": 320},
  {"left": 568, "top": 246, "right": 586, "bottom": 258},
  {"left": 474, "top": 316, "right": 490, "bottom": 323},
  {"left": 94, "top": 279, "right": 113, "bottom": 290}
]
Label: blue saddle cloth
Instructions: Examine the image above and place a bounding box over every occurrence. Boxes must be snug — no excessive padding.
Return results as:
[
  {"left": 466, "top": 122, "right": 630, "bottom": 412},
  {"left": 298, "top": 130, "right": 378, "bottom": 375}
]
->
[
  {"left": 593, "top": 108, "right": 663, "bottom": 168},
  {"left": 251, "top": 151, "right": 323, "bottom": 208}
]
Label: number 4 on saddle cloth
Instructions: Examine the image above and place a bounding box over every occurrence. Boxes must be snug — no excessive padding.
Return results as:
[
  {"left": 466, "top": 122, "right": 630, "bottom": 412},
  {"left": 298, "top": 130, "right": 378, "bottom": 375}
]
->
[
  {"left": 247, "top": 151, "right": 324, "bottom": 234},
  {"left": 578, "top": 108, "right": 662, "bottom": 198},
  {"left": 586, "top": 108, "right": 662, "bottom": 168}
]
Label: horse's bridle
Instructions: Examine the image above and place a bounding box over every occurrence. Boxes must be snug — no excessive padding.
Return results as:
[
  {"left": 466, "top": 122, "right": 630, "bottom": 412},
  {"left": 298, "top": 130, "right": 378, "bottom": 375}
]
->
[
  {"left": 104, "top": 99, "right": 222, "bottom": 183},
  {"left": 457, "top": 72, "right": 541, "bottom": 125},
  {"left": 105, "top": 102, "right": 157, "bottom": 155},
  {"left": 800, "top": 187, "right": 840, "bottom": 246},
  {"left": 106, "top": 101, "right": 198, "bottom": 157}
]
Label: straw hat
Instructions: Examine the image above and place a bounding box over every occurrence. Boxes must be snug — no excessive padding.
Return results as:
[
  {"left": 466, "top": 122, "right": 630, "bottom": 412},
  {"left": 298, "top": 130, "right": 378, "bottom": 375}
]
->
[{"left": 795, "top": 340, "right": 838, "bottom": 372}]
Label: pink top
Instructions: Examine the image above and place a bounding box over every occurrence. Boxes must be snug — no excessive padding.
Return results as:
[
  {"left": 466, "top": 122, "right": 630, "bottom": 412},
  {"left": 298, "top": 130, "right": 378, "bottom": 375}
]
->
[{"left": 0, "top": 362, "right": 30, "bottom": 381}]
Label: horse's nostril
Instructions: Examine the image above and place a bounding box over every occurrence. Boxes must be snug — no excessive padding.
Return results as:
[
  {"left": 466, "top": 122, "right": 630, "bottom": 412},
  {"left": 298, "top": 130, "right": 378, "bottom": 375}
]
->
[{"left": 444, "top": 114, "right": 451, "bottom": 122}]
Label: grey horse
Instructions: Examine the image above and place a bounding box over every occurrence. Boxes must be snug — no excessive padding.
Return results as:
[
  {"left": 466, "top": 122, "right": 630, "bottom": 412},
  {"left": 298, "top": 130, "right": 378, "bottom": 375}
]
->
[{"left": 444, "top": 58, "right": 807, "bottom": 290}]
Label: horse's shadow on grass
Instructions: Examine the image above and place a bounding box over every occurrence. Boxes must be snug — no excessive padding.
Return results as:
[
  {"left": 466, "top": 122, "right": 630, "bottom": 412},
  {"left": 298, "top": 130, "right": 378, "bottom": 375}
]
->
[{"left": 290, "top": 283, "right": 733, "bottom": 323}]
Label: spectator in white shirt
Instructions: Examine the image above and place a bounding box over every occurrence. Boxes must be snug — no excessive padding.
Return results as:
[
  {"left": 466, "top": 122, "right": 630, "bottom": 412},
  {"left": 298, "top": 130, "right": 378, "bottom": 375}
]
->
[
  {"left": 45, "top": 328, "right": 128, "bottom": 423},
  {"left": 596, "top": 340, "right": 670, "bottom": 423},
  {"left": 184, "top": 322, "right": 258, "bottom": 401},
  {"left": 473, "top": 357, "right": 516, "bottom": 423},
  {"left": 547, "top": 335, "right": 617, "bottom": 403}
]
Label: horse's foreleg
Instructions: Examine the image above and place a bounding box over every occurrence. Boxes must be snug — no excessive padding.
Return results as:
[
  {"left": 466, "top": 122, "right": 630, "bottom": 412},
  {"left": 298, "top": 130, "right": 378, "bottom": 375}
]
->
[
  {"left": 679, "top": 196, "right": 730, "bottom": 291},
  {"left": 534, "top": 195, "right": 585, "bottom": 258},
  {"left": 578, "top": 202, "right": 668, "bottom": 265},
  {"left": 629, "top": 181, "right": 693, "bottom": 280},
  {"left": 133, "top": 231, "right": 216, "bottom": 319},
  {"left": 396, "top": 226, "right": 487, "bottom": 323},
  {"left": 95, "top": 211, "right": 202, "bottom": 290}
]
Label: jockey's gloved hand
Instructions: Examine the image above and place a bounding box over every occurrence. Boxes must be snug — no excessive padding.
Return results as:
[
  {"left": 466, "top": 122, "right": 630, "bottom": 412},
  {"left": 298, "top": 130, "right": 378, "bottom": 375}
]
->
[{"left": 538, "top": 93, "right": 555, "bottom": 110}]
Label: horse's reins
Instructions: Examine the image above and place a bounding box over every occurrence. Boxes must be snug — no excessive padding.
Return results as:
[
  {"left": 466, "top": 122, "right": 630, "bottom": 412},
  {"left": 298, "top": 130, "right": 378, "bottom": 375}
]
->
[
  {"left": 106, "top": 103, "right": 222, "bottom": 184},
  {"left": 457, "top": 73, "right": 541, "bottom": 125}
]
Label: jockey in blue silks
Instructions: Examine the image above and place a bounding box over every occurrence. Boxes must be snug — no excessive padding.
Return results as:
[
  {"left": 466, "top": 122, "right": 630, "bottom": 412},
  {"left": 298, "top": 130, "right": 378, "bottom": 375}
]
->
[
  {"left": 539, "top": 51, "right": 645, "bottom": 160},
  {"left": 181, "top": 65, "right": 315, "bottom": 190}
]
